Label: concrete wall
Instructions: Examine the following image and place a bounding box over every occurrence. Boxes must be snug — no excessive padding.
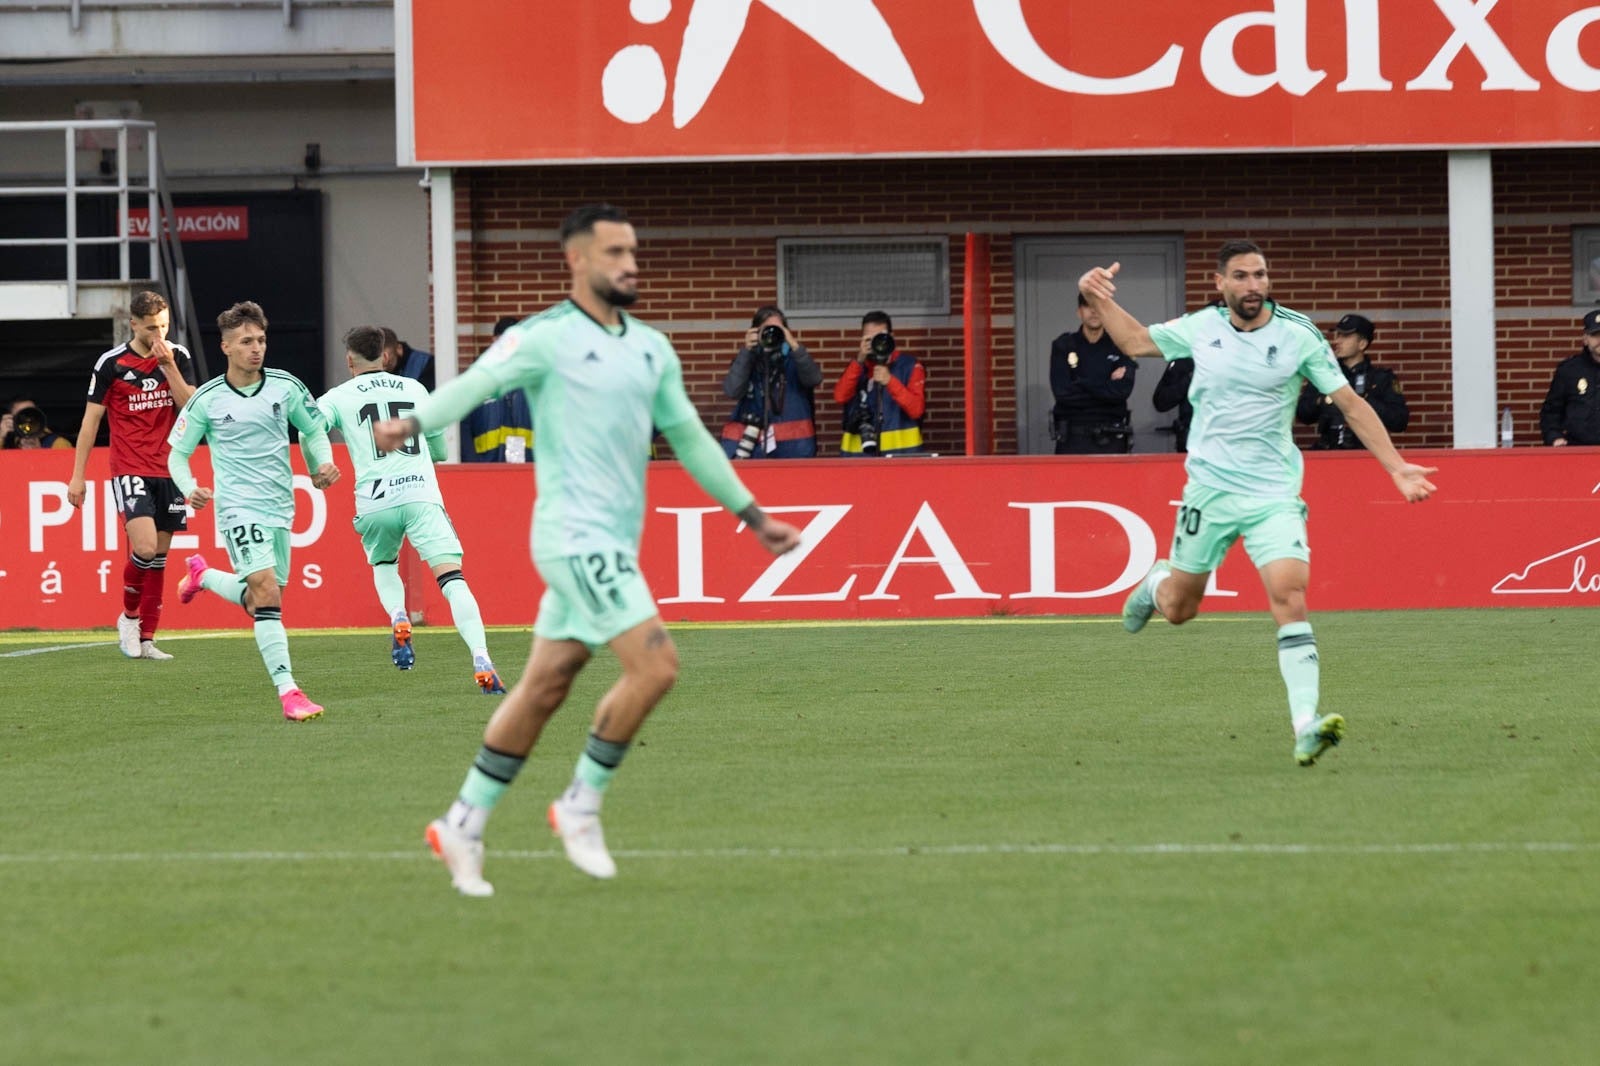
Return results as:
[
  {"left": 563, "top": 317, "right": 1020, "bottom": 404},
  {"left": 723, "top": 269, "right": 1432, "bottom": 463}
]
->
[{"left": 0, "top": 79, "right": 428, "bottom": 389}]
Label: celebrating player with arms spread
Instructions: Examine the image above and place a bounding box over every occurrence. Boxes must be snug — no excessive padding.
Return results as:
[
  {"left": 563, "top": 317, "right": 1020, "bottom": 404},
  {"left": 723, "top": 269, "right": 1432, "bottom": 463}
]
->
[
  {"left": 167, "top": 301, "right": 341, "bottom": 722},
  {"left": 373, "top": 203, "right": 801, "bottom": 896},
  {"left": 68, "top": 290, "right": 198, "bottom": 660},
  {"left": 1079, "top": 240, "right": 1437, "bottom": 767}
]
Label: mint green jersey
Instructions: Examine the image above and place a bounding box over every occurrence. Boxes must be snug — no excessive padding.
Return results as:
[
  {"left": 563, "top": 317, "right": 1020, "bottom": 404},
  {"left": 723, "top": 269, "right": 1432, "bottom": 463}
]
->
[
  {"left": 411, "top": 300, "right": 754, "bottom": 559},
  {"left": 1149, "top": 302, "right": 1346, "bottom": 498},
  {"left": 167, "top": 368, "right": 332, "bottom": 528},
  {"left": 318, "top": 371, "right": 447, "bottom": 515}
]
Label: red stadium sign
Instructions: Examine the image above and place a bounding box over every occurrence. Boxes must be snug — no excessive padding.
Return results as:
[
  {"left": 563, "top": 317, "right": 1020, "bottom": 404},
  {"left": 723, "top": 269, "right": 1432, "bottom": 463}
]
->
[
  {"left": 2, "top": 448, "right": 1596, "bottom": 631},
  {"left": 125, "top": 206, "right": 249, "bottom": 242},
  {"left": 400, "top": 0, "right": 1600, "bottom": 164}
]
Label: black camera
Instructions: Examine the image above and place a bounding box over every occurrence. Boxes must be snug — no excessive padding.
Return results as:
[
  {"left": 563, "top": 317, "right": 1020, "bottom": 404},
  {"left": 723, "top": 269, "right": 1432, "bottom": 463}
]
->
[
  {"left": 757, "top": 324, "right": 785, "bottom": 352},
  {"left": 733, "top": 413, "right": 763, "bottom": 459},
  {"left": 846, "top": 407, "right": 880, "bottom": 454},
  {"left": 11, "top": 406, "right": 47, "bottom": 439},
  {"left": 866, "top": 331, "right": 895, "bottom": 364}
]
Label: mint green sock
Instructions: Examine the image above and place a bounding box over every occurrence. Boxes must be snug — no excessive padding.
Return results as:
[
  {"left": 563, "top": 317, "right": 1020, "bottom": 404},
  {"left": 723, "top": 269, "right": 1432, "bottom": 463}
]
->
[
  {"left": 252, "top": 607, "right": 295, "bottom": 689},
  {"left": 201, "top": 568, "right": 249, "bottom": 607},
  {"left": 372, "top": 562, "right": 407, "bottom": 621},
  {"left": 447, "top": 746, "right": 528, "bottom": 838},
  {"left": 439, "top": 572, "right": 488, "bottom": 656},
  {"left": 574, "top": 733, "right": 631, "bottom": 793},
  {"left": 1276, "top": 621, "right": 1320, "bottom": 733}
]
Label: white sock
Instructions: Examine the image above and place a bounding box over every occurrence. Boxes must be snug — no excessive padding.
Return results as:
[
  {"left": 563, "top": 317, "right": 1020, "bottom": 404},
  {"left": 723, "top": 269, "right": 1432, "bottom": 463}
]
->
[
  {"left": 1146, "top": 567, "right": 1169, "bottom": 611},
  {"left": 275, "top": 681, "right": 299, "bottom": 697},
  {"left": 471, "top": 646, "right": 490, "bottom": 662},
  {"left": 1292, "top": 713, "right": 1317, "bottom": 736},
  {"left": 446, "top": 799, "right": 490, "bottom": 839},
  {"left": 563, "top": 779, "right": 604, "bottom": 814}
]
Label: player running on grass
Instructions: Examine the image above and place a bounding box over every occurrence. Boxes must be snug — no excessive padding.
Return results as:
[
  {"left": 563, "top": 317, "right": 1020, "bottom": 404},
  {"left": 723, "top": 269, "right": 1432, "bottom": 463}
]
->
[
  {"left": 1079, "top": 240, "right": 1437, "bottom": 767},
  {"left": 167, "top": 301, "right": 341, "bottom": 722},
  {"left": 68, "top": 290, "right": 198, "bottom": 661},
  {"left": 373, "top": 204, "right": 801, "bottom": 895},
  {"left": 318, "top": 325, "right": 504, "bottom": 693}
]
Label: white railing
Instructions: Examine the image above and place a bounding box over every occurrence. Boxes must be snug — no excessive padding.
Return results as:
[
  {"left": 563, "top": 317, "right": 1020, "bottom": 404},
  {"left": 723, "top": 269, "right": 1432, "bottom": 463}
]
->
[
  {"left": 0, "top": 119, "right": 159, "bottom": 314},
  {"left": 32, "top": 1, "right": 367, "bottom": 31},
  {"left": 0, "top": 118, "right": 204, "bottom": 369}
]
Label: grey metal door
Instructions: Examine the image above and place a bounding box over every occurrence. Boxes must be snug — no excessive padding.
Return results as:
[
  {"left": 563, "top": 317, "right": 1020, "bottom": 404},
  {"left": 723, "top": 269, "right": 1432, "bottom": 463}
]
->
[{"left": 1014, "top": 235, "right": 1184, "bottom": 454}]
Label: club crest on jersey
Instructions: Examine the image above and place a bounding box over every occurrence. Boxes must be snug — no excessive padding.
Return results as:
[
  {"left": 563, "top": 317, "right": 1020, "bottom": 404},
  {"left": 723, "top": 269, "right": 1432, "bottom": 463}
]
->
[
  {"left": 1266, "top": 345, "right": 1279, "bottom": 367},
  {"left": 272, "top": 401, "right": 281, "bottom": 417}
]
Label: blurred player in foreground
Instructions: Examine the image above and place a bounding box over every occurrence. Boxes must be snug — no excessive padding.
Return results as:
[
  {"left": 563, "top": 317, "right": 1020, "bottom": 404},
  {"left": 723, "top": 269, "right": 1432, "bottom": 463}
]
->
[{"left": 374, "top": 204, "right": 801, "bottom": 895}]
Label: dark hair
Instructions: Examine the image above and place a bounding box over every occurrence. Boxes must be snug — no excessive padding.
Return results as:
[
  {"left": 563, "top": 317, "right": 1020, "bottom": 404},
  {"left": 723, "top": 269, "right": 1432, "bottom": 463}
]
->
[
  {"left": 343, "top": 325, "right": 386, "bottom": 363},
  {"left": 1076, "top": 292, "right": 1090, "bottom": 308},
  {"left": 751, "top": 305, "right": 787, "bottom": 329},
  {"left": 492, "top": 315, "right": 519, "bottom": 337},
  {"left": 560, "top": 203, "right": 630, "bottom": 246},
  {"left": 379, "top": 326, "right": 400, "bottom": 352},
  {"left": 217, "top": 300, "right": 267, "bottom": 335},
  {"left": 861, "top": 310, "right": 893, "bottom": 331},
  {"left": 131, "top": 290, "right": 169, "bottom": 319},
  {"left": 1217, "top": 240, "right": 1264, "bottom": 272}
]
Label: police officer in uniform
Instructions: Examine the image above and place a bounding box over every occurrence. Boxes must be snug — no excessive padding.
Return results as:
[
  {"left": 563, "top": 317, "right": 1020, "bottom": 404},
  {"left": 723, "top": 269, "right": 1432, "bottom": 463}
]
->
[
  {"left": 1539, "top": 309, "right": 1600, "bottom": 446},
  {"left": 1049, "top": 292, "right": 1137, "bottom": 454},
  {"left": 1296, "top": 313, "right": 1408, "bottom": 449}
]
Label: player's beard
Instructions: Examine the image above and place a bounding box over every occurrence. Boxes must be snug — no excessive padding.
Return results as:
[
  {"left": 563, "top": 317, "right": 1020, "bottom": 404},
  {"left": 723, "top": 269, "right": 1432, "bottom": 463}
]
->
[
  {"left": 1229, "top": 292, "right": 1266, "bottom": 322},
  {"left": 595, "top": 278, "right": 639, "bottom": 307}
]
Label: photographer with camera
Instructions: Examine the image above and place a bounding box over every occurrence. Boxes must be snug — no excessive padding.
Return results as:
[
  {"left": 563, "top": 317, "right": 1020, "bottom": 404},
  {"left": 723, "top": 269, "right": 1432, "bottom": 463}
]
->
[
  {"left": 2, "top": 397, "right": 72, "bottom": 450},
  {"left": 720, "top": 305, "right": 822, "bottom": 459},
  {"left": 832, "top": 310, "right": 925, "bottom": 455},
  {"left": 1049, "top": 292, "right": 1137, "bottom": 454}
]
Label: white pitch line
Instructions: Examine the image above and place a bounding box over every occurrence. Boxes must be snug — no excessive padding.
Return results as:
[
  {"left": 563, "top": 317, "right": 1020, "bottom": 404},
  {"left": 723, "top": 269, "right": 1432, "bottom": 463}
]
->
[{"left": 0, "top": 841, "right": 1595, "bottom": 866}]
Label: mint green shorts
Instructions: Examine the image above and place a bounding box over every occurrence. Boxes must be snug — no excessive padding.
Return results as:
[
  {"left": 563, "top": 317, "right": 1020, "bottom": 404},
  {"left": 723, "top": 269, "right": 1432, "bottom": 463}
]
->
[
  {"left": 353, "top": 503, "right": 463, "bottom": 566},
  {"left": 1169, "top": 482, "right": 1310, "bottom": 575},
  {"left": 534, "top": 550, "right": 659, "bottom": 648},
  {"left": 220, "top": 521, "right": 291, "bottom": 584}
]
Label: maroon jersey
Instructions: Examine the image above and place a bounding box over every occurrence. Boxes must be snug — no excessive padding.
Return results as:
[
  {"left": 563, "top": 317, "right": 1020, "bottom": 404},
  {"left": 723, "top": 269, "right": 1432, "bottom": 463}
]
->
[{"left": 87, "top": 342, "right": 198, "bottom": 477}]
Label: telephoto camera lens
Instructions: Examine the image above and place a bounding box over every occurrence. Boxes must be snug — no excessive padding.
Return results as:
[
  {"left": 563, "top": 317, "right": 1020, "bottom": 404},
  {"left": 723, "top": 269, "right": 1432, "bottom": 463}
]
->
[
  {"left": 868, "top": 332, "right": 895, "bottom": 362},
  {"left": 734, "top": 418, "right": 762, "bottom": 459},
  {"left": 758, "top": 324, "right": 784, "bottom": 351},
  {"left": 12, "top": 406, "right": 46, "bottom": 439}
]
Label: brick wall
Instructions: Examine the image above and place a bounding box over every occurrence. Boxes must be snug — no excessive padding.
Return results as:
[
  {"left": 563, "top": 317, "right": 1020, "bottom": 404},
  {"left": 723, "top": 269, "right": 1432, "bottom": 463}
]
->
[{"left": 449, "top": 148, "right": 1600, "bottom": 453}]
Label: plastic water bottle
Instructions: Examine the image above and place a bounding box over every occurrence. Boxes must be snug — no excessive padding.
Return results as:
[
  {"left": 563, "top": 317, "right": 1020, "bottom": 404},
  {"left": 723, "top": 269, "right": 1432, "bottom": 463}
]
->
[{"left": 1499, "top": 406, "right": 1514, "bottom": 447}]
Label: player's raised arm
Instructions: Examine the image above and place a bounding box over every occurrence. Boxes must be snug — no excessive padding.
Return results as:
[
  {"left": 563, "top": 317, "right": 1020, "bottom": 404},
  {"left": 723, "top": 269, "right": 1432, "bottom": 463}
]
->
[
  {"left": 1329, "top": 386, "right": 1438, "bottom": 502},
  {"left": 376, "top": 329, "right": 533, "bottom": 453},
  {"left": 654, "top": 352, "right": 799, "bottom": 555},
  {"left": 1078, "top": 262, "right": 1161, "bottom": 357}
]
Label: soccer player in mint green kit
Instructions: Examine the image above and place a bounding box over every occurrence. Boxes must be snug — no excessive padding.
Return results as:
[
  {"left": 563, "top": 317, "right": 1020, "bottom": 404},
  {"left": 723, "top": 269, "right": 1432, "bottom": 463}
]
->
[
  {"left": 167, "top": 301, "right": 342, "bottom": 722},
  {"left": 318, "top": 325, "right": 504, "bottom": 693},
  {"left": 1080, "top": 241, "right": 1438, "bottom": 767},
  {"left": 372, "top": 204, "right": 802, "bottom": 896}
]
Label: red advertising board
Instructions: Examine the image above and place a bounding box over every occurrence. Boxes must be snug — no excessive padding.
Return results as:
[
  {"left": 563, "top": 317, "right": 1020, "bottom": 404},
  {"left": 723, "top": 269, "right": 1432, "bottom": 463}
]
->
[
  {"left": 401, "top": 0, "right": 1600, "bottom": 164},
  {"left": 3, "top": 448, "right": 1597, "bottom": 631}
]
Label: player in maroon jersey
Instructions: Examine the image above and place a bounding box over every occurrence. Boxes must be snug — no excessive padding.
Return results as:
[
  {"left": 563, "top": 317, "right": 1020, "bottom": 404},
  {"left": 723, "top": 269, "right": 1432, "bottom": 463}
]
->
[{"left": 68, "top": 291, "right": 199, "bottom": 660}]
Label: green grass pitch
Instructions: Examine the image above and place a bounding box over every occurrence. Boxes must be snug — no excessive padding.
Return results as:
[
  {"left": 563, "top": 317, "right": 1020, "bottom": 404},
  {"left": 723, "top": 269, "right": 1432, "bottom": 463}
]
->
[{"left": 3, "top": 609, "right": 1597, "bottom": 1065}]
